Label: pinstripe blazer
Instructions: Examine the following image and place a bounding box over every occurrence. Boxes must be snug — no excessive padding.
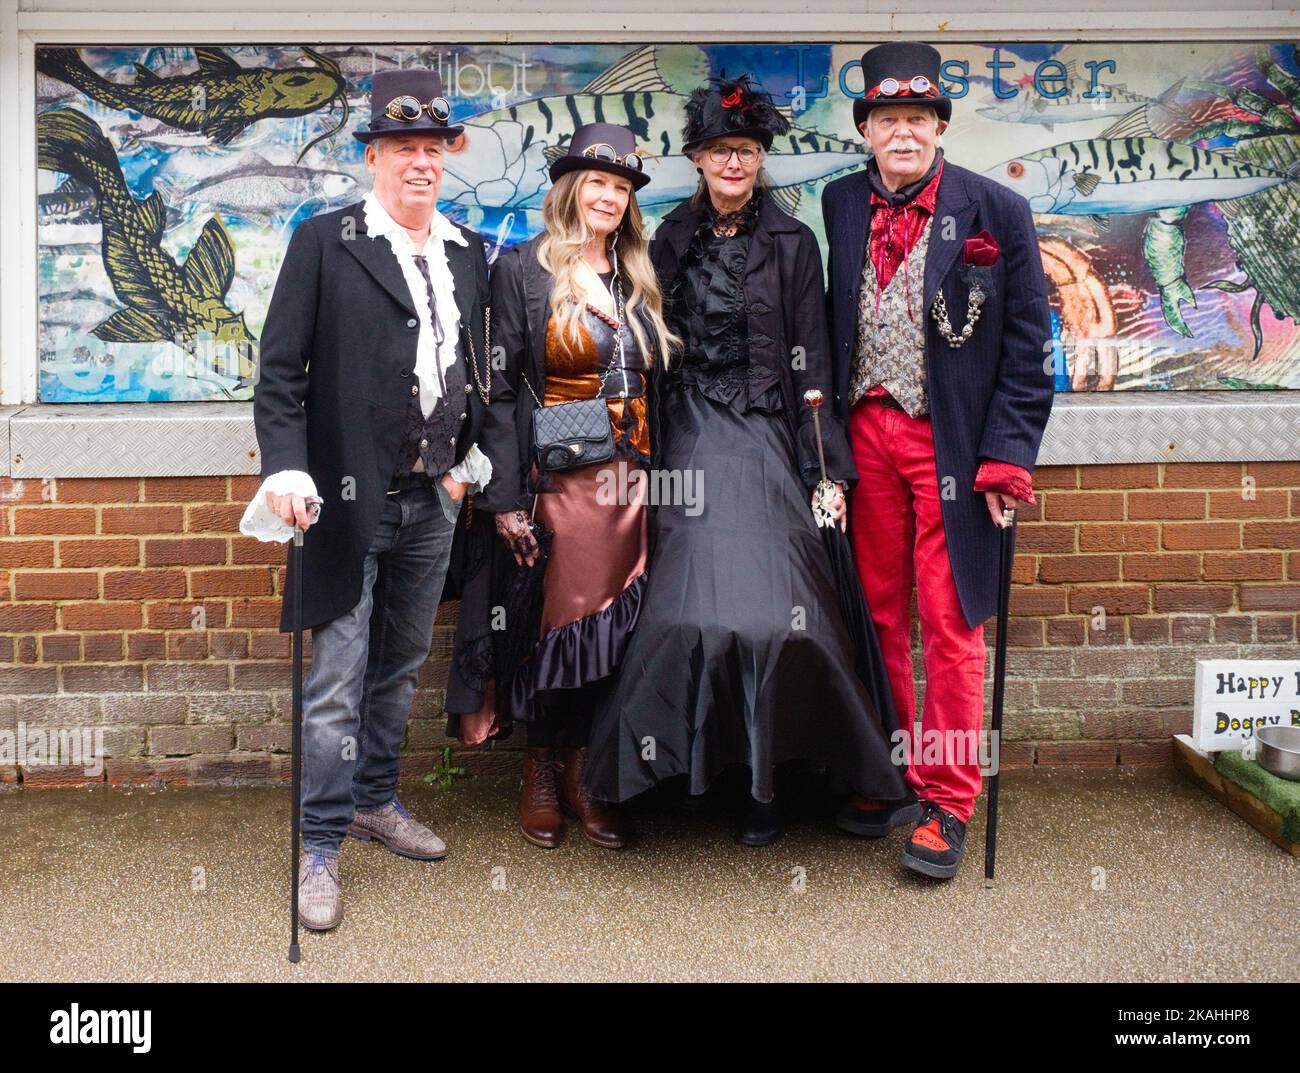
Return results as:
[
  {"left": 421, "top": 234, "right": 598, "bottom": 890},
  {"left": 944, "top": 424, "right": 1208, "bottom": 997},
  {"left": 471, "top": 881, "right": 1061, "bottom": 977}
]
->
[{"left": 823, "top": 160, "right": 1054, "bottom": 628}]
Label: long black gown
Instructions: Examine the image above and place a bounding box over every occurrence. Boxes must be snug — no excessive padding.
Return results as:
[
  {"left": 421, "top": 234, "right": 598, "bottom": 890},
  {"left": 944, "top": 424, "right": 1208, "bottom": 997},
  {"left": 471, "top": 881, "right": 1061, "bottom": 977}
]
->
[{"left": 583, "top": 197, "right": 907, "bottom": 805}]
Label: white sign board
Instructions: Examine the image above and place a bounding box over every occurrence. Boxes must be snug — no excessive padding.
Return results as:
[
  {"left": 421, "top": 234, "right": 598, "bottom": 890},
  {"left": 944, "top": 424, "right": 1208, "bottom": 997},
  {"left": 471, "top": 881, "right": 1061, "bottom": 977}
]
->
[{"left": 1192, "top": 660, "right": 1300, "bottom": 752}]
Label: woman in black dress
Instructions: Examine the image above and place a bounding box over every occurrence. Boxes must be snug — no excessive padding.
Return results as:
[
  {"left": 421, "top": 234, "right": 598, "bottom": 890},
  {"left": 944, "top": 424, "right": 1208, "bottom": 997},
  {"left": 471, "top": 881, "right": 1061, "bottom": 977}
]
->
[{"left": 583, "top": 77, "right": 907, "bottom": 844}]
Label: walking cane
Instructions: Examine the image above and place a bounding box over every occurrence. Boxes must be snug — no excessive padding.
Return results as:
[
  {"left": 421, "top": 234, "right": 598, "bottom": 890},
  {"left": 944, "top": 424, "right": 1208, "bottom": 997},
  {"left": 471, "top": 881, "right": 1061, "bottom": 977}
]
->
[
  {"left": 288, "top": 518, "right": 305, "bottom": 963},
  {"left": 984, "top": 506, "right": 1017, "bottom": 888}
]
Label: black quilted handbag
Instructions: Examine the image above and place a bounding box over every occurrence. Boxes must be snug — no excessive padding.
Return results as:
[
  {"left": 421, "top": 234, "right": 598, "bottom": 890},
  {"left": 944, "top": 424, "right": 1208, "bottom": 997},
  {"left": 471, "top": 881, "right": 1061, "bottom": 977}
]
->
[{"left": 531, "top": 397, "right": 615, "bottom": 472}]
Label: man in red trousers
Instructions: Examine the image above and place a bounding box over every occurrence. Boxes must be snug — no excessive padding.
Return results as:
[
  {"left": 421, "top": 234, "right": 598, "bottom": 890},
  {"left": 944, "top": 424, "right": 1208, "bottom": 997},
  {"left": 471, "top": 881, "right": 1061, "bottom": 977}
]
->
[{"left": 823, "top": 42, "right": 1054, "bottom": 879}]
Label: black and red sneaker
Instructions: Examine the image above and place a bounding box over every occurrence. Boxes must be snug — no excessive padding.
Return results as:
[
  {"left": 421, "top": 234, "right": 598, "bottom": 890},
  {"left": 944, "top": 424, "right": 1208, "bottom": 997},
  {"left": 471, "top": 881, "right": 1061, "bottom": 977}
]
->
[
  {"left": 901, "top": 801, "right": 967, "bottom": 880},
  {"left": 835, "top": 791, "right": 922, "bottom": 838}
]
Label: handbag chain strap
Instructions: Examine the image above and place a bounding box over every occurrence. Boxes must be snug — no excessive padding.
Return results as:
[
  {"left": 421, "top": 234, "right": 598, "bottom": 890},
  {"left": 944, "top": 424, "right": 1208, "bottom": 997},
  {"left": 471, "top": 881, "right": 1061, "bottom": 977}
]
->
[{"left": 520, "top": 268, "right": 624, "bottom": 410}]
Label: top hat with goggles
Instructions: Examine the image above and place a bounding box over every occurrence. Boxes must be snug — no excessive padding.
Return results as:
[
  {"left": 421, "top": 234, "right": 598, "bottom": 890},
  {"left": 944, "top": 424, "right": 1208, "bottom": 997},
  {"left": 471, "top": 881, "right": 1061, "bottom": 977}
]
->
[
  {"left": 853, "top": 42, "right": 951, "bottom": 129},
  {"left": 548, "top": 122, "right": 651, "bottom": 191},
  {"left": 353, "top": 68, "right": 464, "bottom": 144}
]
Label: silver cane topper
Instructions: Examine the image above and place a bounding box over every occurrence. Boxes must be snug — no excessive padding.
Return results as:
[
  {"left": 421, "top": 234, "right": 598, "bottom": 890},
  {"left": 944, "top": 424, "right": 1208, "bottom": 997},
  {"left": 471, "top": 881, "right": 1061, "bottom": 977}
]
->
[{"left": 803, "top": 389, "right": 838, "bottom": 530}]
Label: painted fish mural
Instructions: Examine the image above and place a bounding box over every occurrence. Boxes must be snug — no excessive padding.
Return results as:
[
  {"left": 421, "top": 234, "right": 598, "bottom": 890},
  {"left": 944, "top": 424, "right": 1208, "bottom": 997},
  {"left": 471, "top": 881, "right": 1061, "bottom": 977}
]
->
[
  {"left": 37, "top": 46, "right": 348, "bottom": 160},
  {"left": 37, "top": 108, "right": 256, "bottom": 381}
]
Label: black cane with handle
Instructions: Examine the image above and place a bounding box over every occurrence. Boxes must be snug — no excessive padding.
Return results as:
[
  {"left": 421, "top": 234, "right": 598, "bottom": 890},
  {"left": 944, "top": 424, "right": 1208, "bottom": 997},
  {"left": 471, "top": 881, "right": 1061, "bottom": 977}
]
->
[
  {"left": 289, "top": 519, "right": 305, "bottom": 962},
  {"left": 984, "top": 506, "right": 1017, "bottom": 888}
]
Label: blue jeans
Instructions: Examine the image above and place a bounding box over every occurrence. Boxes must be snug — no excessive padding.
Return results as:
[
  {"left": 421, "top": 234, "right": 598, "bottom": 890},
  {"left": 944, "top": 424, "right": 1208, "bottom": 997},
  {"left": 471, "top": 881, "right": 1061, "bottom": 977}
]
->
[{"left": 300, "top": 482, "right": 461, "bottom": 856}]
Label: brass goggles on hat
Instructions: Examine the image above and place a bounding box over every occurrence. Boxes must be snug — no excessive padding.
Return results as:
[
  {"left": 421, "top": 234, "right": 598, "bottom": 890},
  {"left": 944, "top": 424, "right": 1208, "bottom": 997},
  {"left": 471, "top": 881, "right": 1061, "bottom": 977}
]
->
[
  {"left": 581, "top": 143, "right": 645, "bottom": 172},
  {"left": 867, "top": 75, "right": 935, "bottom": 99},
  {"left": 384, "top": 95, "right": 453, "bottom": 124}
]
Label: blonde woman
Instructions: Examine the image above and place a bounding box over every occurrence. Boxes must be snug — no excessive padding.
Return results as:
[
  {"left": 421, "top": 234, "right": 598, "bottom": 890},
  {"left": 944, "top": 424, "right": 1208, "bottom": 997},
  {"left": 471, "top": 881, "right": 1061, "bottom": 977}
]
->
[{"left": 475, "top": 123, "right": 674, "bottom": 850}]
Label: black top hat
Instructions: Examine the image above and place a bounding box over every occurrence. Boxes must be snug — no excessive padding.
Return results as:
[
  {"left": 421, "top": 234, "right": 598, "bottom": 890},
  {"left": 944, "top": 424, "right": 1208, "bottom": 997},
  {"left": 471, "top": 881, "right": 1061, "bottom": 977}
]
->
[
  {"left": 681, "top": 73, "right": 790, "bottom": 155},
  {"left": 853, "top": 42, "right": 952, "bottom": 128},
  {"left": 353, "top": 68, "right": 464, "bottom": 144},
  {"left": 548, "top": 122, "right": 651, "bottom": 191}
]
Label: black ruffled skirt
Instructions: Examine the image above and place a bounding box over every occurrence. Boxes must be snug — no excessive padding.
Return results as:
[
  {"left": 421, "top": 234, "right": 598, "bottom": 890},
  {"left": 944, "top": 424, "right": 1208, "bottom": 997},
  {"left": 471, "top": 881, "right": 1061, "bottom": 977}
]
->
[{"left": 584, "top": 382, "right": 907, "bottom": 804}]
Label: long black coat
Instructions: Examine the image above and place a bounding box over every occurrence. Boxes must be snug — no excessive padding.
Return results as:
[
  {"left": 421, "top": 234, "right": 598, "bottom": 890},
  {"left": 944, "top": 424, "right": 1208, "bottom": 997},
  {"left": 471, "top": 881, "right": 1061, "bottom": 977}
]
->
[
  {"left": 253, "top": 200, "right": 490, "bottom": 632},
  {"left": 650, "top": 193, "right": 855, "bottom": 485},
  {"left": 822, "top": 160, "right": 1054, "bottom": 628}
]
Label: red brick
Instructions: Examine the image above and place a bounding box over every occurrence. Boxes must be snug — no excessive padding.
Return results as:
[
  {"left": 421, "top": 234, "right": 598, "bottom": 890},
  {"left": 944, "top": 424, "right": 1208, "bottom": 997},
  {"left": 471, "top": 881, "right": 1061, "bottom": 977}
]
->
[
  {"left": 61, "top": 664, "right": 144, "bottom": 693},
  {"left": 1043, "top": 492, "right": 1124, "bottom": 521},
  {"left": 13, "top": 571, "right": 99, "bottom": 601},
  {"left": 1006, "top": 619, "right": 1044, "bottom": 647},
  {"left": 143, "top": 477, "right": 228, "bottom": 502},
  {"left": 190, "top": 755, "right": 274, "bottom": 785},
  {"left": 1153, "top": 585, "right": 1234, "bottom": 612},
  {"left": 1257, "top": 615, "right": 1296, "bottom": 642},
  {"left": 101, "top": 506, "right": 184, "bottom": 534},
  {"left": 186, "top": 504, "right": 246, "bottom": 532},
  {"left": 55, "top": 478, "right": 141, "bottom": 503},
  {"left": 40, "top": 634, "right": 81, "bottom": 661},
  {"left": 229, "top": 476, "right": 263, "bottom": 501},
  {"left": 1202, "top": 551, "right": 1284, "bottom": 580},
  {"left": 144, "top": 538, "right": 227, "bottom": 566},
  {"left": 127, "top": 631, "right": 166, "bottom": 660},
  {"left": 1036, "top": 743, "right": 1117, "bottom": 766},
  {"left": 1, "top": 540, "right": 55, "bottom": 567},
  {"left": 105, "top": 758, "right": 190, "bottom": 787},
  {"left": 103, "top": 570, "right": 187, "bottom": 600},
  {"left": 249, "top": 632, "right": 291, "bottom": 658},
  {"left": 190, "top": 568, "right": 273, "bottom": 598},
  {"left": 1039, "top": 555, "right": 1120, "bottom": 583},
  {"left": 231, "top": 537, "right": 285, "bottom": 565},
  {"left": 230, "top": 600, "right": 282, "bottom": 628},
  {"left": 1290, "top": 553, "right": 1300, "bottom": 579},
  {"left": 57, "top": 538, "right": 140, "bottom": 568},
  {"left": 0, "top": 604, "right": 57, "bottom": 631},
  {"left": 1162, "top": 462, "right": 1243, "bottom": 488},
  {"left": 1208, "top": 489, "right": 1289, "bottom": 519},
  {"left": 1214, "top": 616, "right": 1255, "bottom": 643},
  {"left": 1017, "top": 523, "right": 1076, "bottom": 553},
  {"left": 166, "top": 631, "right": 210, "bottom": 659},
  {"left": 1162, "top": 522, "right": 1241, "bottom": 551},
  {"left": 145, "top": 600, "right": 227, "bottom": 630},
  {"left": 1122, "top": 554, "right": 1200, "bottom": 581},
  {"left": 210, "top": 631, "right": 249, "bottom": 659},
  {"left": 1244, "top": 461, "right": 1300, "bottom": 486},
  {"left": 1129, "top": 616, "right": 1170, "bottom": 644},
  {"left": 59, "top": 602, "right": 142, "bottom": 630},
  {"left": 1067, "top": 586, "right": 1150, "bottom": 615},
  {"left": 1128, "top": 491, "right": 1205, "bottom": 520},
  {"left": 1011, "top": 558, "right": 1036, "bottom": 585},
  {"left": 1079, "top": 464, "right": 1159, "bottom": 489},
  {"left": 22, "top": 765, "right": 105, "bottom": 788},
  {"left": 83, "top": 632, "right": 124, "bottom": 660},
  {"left": 1079, "top": 524, "right": 1159, "bottom": 552},
  {"left": 0, "top": 477, "right": 52, "bottom": 503},
  {"left": 1118, "top": 741, "right": 1173, "bottom": 766},
  {"left": 1170, "top": 615, "right": 1214, "bottom": 643},
  {"left": 1239, "top": 585, "right": 1300, "bottom": 612},
  {"left": 1243, "top": 521, "right": 1300, "bottom": 548},
  {"left": 1046, "top": 618, "right": 1085, "bottom": 645},
  {"left": 1033, "top": 466, "right": 1079, "bottom": 489},
  {"left": 17, "top": 637, "right": 37, "bottom": 663},
  {"left": 12, "top": 507, "right": 96, "bottom": 535},
  {"left": 1009, "top": 588, "right": 1067, "bottom": 615}
]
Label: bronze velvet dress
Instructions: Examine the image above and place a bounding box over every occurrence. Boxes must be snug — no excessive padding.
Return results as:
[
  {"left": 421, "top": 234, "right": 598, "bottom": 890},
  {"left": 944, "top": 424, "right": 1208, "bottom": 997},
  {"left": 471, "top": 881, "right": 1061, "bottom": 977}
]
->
[
  {"left": 584, "top": 195, "right": 906, "bottom": 805},
  {"left": 511, "top": 269, "right": 651, "bottom": 728}
]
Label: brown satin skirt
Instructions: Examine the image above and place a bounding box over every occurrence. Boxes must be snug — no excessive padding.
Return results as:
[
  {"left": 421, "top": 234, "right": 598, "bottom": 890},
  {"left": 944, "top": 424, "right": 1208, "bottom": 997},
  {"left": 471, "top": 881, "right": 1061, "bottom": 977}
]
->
[{"left": 534, "top": 458, "right": 647, "bottom": 637}]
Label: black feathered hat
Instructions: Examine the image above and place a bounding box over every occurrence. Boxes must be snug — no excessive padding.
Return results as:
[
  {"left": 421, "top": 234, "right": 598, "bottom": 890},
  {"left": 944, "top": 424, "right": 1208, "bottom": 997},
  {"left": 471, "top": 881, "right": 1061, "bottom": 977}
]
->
[
  {"left": 681, "top": 73, "right": 790, "bottom": 155},
  {"left": 853, "top": 42, "right": 951, "bottom": 128}
]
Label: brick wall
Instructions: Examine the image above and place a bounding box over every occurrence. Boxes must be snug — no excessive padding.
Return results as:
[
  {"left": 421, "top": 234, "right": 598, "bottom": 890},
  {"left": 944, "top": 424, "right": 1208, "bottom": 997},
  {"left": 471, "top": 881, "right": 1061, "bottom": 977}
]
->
[{"left": 1, "top": 462, "right": 1297, "bottom": 787}]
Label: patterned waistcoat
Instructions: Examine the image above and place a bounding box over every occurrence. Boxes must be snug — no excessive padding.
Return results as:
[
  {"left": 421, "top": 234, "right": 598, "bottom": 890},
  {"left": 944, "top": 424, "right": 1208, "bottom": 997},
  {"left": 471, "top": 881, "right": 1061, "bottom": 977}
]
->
[
  {"left": 847, "top": 215, "right": 933, "bottom": 418},
  {"left": 393, "top": 353, "right": 470, "bottom": 479}
]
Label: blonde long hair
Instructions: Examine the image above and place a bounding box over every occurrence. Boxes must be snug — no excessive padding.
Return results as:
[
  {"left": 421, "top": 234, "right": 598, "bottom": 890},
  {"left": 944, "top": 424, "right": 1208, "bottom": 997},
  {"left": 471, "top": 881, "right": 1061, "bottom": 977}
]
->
[{"left": 536, "top": 169, "right": 677, "bottom": 366}]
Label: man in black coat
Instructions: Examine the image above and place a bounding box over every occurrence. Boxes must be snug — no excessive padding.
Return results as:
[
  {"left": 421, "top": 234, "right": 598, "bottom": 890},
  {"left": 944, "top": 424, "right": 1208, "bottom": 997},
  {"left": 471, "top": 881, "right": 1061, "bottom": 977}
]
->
[
  {"left": 242, "top": 69, "right": 491, "bottom": 931},
  {"left": 823, "top": 43, "right": 1054, "bottom": 879}
]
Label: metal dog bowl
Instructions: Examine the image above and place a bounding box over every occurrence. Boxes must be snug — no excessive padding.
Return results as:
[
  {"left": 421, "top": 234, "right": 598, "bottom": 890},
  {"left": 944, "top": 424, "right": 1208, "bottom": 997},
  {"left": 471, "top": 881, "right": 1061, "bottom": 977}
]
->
[{"left": 1255, "top": 725, "right": 1300, "bottom": 782}]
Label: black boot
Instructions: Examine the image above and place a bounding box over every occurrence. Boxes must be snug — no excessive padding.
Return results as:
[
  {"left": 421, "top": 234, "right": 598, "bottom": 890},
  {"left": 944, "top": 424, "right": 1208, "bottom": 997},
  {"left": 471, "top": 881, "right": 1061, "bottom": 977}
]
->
[
  {"left": 901, "top": 801, "right": 967, "bottom": 880},
  {"left": 736, "top": 794, "right": 781, "bottom": 847}
]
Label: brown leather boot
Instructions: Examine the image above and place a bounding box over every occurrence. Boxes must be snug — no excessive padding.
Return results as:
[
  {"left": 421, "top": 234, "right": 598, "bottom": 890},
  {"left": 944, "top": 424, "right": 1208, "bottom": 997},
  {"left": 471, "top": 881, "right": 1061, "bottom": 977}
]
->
[
  {"left": 518, "top": 747, "right": 564, "bottom": 848},
  {"left": 558, "top": 746, "right": 626, "bottom": 849}
]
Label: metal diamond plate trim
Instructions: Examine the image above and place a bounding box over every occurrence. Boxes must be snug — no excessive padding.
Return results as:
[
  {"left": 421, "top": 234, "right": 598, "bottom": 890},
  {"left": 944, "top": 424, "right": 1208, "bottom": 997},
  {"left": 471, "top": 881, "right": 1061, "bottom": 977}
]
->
[
  {"left": 1038, "top": 392, "right": 1300, "bottom": 465},
  {"left": 3, "top": 394, "right": 1297, "bottom": 477},
  {"left": 9, "top": 402, "right": 260, "bottom": 478}
]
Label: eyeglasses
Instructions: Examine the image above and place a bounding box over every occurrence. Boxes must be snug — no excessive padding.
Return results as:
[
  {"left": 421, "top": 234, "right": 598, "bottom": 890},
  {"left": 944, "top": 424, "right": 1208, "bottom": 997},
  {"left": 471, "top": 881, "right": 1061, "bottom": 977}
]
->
[
  {"left": 706, "top": 144, "right": 761, "bottom": 165},
  {"left": 868, "top": 75, "right": 935, "bottom": 98},
  {"left": 581, "top": 143, "right": 645, "bottom": 173},
  {"left": 384, "top": 95, "right": 453, "bottom": 124}
]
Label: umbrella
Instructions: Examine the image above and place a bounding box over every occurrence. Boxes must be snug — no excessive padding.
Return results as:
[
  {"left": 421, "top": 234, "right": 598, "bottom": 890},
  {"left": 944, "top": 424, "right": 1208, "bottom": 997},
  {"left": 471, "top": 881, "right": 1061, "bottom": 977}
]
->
[
  {"left": 494, "top": 511, "right": 553, "bottom": 720},
  {"left": 802, "top": 391, "right": 903, "bottom": 741},
  {"left": 984, "top": 505, "right": 1017, "bottom": 887}
]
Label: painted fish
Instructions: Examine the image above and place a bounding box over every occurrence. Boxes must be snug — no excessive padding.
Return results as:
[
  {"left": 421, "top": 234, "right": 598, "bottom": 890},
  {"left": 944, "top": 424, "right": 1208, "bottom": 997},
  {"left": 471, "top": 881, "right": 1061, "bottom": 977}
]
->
[
  {"left": 977, "top": 69, "right": 1156, "bottom": 129},
  {"left": 156, "top": 153, "right": 357, "bottom": 224},
  {"left": 37, "top": 108, "right": 256, "bottom": 375},
  {"left": 37, "top": 46, "right": 348, "bottom": 160},
  {"left": 985, "top": 136, "right": 1298, "bottom": 217}
]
